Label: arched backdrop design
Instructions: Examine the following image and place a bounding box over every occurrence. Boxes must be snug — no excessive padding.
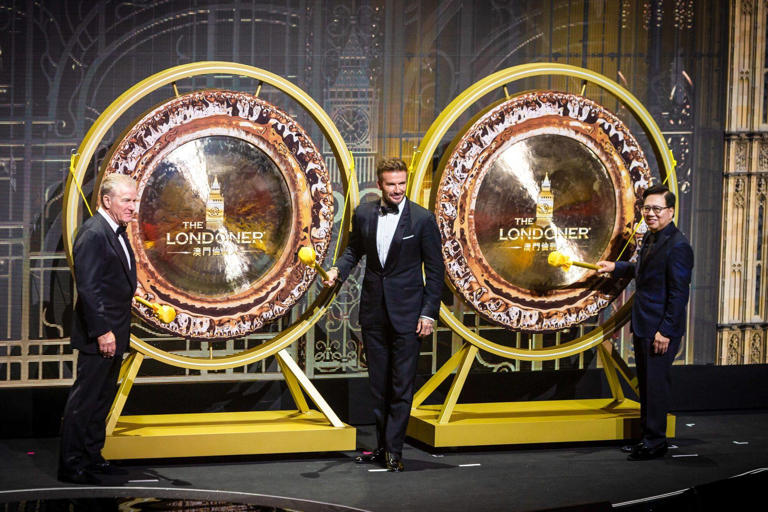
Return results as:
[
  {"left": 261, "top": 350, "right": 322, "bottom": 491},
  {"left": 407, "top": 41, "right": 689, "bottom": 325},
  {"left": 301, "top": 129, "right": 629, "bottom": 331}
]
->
[{"left": 0, "top": 0, "right": 727, "bottom": 389}]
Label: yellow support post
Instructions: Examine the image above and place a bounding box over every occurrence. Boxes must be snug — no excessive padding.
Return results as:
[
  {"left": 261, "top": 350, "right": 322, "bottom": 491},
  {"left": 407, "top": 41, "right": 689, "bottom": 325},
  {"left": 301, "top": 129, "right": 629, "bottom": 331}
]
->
[
  {"left": 437, "top": 344, "right": 478, "bottom": 424},
  {"left": 116, "top": 350, "right": 134, "bottom": 384},
  {"left": 277, "top": 353, "right": 310, "bottom": 413},
  {"left": 597, "top": 342, "right": 625, "bottom": 406},
  {"left": 412, "top": 342, "right": 471, "bottom": 409},
  {"left": 275, "top": 349, "right": 344, "bottom": 427},
  {"left": 602, "top": 340, "right": 639, "bottom": 396},
  {"left": 106, "top": 351, "right": 144, "bottom": 435}
]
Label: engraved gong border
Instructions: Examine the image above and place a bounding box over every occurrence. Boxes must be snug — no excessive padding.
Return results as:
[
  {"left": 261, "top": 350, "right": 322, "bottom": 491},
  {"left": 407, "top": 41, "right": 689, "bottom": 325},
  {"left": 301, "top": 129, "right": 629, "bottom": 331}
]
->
[
  {"left": 438, "top": 91, "right": 650, "bottom": 332},
  {"left": 63, "top": 62, "right": 359, "bottom": 369},
  {"left": 409, "top": 63, "right": 678, "bottom": 361},
  {"left": 106, "top": 90, "right": 330, "bottom": 340}
]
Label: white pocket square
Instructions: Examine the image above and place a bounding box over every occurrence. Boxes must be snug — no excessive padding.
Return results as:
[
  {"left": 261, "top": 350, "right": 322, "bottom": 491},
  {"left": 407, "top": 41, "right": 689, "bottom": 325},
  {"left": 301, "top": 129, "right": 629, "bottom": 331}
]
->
[{"left": 402, "top": 234, "right": 415, "bottom": 240}]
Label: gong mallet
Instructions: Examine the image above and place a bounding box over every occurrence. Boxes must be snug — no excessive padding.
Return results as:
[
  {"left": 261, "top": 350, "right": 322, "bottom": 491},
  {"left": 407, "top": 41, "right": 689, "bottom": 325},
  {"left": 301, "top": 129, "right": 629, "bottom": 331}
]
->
[
  {"left": 133, "top": 296, "right": 177, "bottom": 323},
  {"left": 298, "top": 246, "right": 331, "bottom": 283},
  {"left": 547, "top": 250, "right": 600, "bottom": 271}
]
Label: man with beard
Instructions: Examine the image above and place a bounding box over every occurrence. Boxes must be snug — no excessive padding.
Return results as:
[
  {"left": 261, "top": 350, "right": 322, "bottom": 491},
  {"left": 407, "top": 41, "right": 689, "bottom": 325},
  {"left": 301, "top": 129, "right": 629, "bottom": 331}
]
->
[{"left": 324, "top": 158, "right": 444, "bottom": 472}]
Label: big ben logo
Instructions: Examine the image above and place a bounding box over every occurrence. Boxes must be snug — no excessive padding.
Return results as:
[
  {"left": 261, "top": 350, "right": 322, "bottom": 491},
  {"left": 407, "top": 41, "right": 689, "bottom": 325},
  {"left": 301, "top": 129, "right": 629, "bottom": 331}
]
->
[
  {"left": 536, "top": 173, "right": 553, "bottom": 227},
  {"left": 499, "top": 171, "right": 592, "bottom": 251},
  {"left": 206, "top": 175, "right": 225, "bottom": 230},
  {"left": 166, "top": 174, "right": 265, "bottom": 257}
]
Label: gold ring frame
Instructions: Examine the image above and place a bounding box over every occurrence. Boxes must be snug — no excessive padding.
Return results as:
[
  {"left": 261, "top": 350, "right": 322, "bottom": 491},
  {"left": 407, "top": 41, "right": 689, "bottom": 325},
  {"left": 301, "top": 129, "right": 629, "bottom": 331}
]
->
[
  {"left": 409, "top": 63, "right": 678, "bottom": 361},
  {"left": 63, "top": 62, "right": 359, "bottom": 370}
]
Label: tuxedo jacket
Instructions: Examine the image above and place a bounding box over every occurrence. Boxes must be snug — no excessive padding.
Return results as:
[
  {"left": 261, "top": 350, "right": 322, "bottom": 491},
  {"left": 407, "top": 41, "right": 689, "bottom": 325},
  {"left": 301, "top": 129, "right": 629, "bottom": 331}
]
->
[
  {"left": 613, "top": 222, "right": 694, "bottom": 339},
  {"left": 70, "top": 213, "right": 137, "bottom": 357},
  {"left": 336, "top": 198, "right": 444, "bottom": 334}
]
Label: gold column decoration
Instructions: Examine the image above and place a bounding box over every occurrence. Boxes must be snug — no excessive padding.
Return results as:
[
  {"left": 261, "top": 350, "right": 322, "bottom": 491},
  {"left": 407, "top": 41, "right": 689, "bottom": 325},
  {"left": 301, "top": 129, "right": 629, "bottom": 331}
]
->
[{"left": 718, "top": 0, "right": 768, "bottom": 365}]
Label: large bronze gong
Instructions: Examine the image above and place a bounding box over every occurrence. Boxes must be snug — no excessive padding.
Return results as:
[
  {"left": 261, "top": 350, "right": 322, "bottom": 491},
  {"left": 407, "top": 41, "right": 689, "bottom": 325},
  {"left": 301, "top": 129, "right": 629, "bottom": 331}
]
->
[
  {"left": 436, "top": 91, "right": 651, "bottom": 331},
  {"left": 104, "top": 90, "right": 333, "bottom": 339}
]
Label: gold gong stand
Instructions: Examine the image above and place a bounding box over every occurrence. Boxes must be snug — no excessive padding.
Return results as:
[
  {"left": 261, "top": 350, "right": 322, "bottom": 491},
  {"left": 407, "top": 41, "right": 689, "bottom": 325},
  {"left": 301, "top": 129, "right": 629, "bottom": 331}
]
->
[
  {"left": 62, "top": 62, "right": 359, "bottom": 459},
  {"left": 405, "top": 63, "right": 679, "bottom": 447}
]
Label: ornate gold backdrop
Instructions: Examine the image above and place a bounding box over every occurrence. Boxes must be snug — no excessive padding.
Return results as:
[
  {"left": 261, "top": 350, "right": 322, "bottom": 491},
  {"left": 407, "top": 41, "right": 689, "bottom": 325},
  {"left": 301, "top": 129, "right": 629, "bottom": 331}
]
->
[{"left": 0, "top": 0, "right": 754, "bottom": 390}]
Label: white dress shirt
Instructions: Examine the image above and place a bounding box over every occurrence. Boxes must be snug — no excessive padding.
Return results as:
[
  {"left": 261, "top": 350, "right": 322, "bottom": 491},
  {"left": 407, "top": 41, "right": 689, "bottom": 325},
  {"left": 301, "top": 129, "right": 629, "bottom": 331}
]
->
[
  {"left": 98, "top": 208, "right": 131, "bottom": 269},
  {"left": 376, "top": 199, "right": 404, "bottom": 267},
  {"left": 375, "top": 199, "right": 433, "bottom": 323}
]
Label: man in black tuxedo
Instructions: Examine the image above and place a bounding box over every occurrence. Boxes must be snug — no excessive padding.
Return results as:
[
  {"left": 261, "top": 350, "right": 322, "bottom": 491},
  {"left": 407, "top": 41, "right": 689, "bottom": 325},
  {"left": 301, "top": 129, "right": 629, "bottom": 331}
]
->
[
  {"left": 597, "top": 184, "right": 694, "bottom": 461},
  {"left": 324, "top": 158, "right": 444, "bottom": 472},
  {"left": 58, "top": 173, "right": 137, "bottom": 484}
]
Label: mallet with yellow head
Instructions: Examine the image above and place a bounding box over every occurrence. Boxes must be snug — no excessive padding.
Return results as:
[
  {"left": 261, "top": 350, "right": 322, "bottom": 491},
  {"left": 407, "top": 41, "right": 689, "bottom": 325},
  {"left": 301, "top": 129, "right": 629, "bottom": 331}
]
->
[
  {"left": 298, "top": 246, "right": 330, "bottom": 283},
  {"left": 134, "top": 296, "right": 177, "bottom": 324},
  {"left": 547, "top": 250, "right": 599, "bottom": 271}
]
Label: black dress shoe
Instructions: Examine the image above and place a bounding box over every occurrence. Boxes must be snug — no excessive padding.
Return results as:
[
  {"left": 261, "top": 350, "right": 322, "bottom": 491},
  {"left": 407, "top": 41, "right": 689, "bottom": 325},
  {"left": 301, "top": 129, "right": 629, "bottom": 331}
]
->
[
  {"left": 628, "top": 442, "right": 668, "bottom": 461},
  {"left": 88, "top": 458, "right": 128, "bottom": 475},
  {"left": 354, "top": 448, "right": 385, "bottom": 465},
  {"left": 385, "top": 451, "right": 404, "bottom": 472},
  {"left": 57, "top": 467, "right": 100, "bottom": 485}
]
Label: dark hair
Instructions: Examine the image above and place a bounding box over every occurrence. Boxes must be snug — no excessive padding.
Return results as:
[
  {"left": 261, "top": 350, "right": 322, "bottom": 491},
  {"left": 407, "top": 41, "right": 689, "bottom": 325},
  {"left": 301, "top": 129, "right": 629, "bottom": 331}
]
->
[
  {"left": 376, "top": 157, "right": 408, "bottom": 180},
  {"left": 642, "top": 184, "right": 675, "bottom": 208}
]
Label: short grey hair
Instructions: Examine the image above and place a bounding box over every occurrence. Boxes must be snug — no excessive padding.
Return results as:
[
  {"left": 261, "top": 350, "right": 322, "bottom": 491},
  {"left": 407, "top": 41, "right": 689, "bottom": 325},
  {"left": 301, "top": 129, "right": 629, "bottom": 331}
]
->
[{"left": 100, "top": 173, "right": 136, "bottom": 201}]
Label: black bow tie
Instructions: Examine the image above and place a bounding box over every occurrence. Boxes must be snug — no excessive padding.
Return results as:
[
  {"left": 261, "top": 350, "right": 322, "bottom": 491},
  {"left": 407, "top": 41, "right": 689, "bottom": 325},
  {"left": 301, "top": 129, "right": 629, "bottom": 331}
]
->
[
  {"left": 380, "top": 204, "right": 399, "bottom": 215},
  {"left": 116, "top": 225, "right": 127, "bottom": 237}
]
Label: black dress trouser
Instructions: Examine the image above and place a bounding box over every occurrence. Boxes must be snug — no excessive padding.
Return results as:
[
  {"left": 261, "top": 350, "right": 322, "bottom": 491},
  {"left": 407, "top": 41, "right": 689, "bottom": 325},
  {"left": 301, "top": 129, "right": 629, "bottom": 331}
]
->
[
  {"left": 362, "top": 322, "right": 420, "bottom": 458},
  {"left": 633, "top": 335, "right": 681, "bottom": 448},
  {"left": 59, "top": 351, "right": 122, "bottom": 471}
]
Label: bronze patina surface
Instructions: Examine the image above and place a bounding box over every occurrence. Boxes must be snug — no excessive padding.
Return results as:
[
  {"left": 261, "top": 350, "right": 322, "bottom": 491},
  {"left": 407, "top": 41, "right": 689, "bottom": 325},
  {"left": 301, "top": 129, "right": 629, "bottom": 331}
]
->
[
  {"left": 140, "top": 136, "right": 292, "bottom": 297},
  {"left": 103, "top": 90, "right": 333, "bottom": 339},
  {"left": 475, "top": 134, "right": 617, "bottom": 291},
  {"left": 436, "top": 91, "right": 651, "bottom": 331}
]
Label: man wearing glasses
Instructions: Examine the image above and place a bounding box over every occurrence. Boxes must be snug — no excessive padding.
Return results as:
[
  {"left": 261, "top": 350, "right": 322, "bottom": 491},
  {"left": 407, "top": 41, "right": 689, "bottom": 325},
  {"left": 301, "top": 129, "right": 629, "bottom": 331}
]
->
[{"left": 597, "top": 184, "right": 694, "bottom": 461}]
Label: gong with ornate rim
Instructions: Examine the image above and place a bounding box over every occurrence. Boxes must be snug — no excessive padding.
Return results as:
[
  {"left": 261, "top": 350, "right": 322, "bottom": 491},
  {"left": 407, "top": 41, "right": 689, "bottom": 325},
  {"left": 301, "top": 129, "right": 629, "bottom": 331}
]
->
[
  {"left": 103, "top": 89, "right": 333, "bottom": 339},
  {"left": 436, "top": 91, "right": 652, "bottom": 331}
]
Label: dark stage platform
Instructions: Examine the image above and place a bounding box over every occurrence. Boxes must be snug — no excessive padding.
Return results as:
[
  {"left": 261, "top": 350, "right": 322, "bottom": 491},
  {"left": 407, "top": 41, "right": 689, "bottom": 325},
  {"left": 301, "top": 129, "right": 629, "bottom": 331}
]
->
[{"left": 0, "top": 410, "right": 766, "bottom": 511}]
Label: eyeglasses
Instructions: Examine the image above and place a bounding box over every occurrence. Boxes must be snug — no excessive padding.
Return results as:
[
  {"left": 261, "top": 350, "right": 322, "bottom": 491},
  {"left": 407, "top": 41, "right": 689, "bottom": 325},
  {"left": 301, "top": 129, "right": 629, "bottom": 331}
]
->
[{"left": 641, "top": 205, "right": 670, "bottom": 214}]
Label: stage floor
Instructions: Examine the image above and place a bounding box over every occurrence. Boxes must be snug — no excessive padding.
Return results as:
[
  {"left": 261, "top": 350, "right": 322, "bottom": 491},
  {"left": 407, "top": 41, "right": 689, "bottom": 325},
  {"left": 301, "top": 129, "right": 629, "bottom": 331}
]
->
[{"left": 0, "top": 410, "right": 766, "bottom": 511}]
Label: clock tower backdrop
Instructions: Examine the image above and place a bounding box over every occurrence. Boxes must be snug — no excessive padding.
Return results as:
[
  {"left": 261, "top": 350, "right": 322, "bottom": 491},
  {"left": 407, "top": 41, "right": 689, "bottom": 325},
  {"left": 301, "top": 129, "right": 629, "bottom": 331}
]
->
[
  {"left": 315, "top": 21, "right": 380, "bottom": 376},
  {"left": 0, "top": 0, "right": 739, "bottom": 393},
  {"left": 324, "top": 23, "right": 379, "bottom": 191}
]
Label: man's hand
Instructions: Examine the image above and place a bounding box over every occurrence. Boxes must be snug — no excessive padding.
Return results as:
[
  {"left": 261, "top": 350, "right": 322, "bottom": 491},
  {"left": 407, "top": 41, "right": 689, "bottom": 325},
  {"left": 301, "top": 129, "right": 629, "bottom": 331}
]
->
[
  {"left": 416, "top": 317, "right": 434, "bottom": 337},
  {"left": 596, "top": 261, "right": 615, "bottom": 274},
  {"left": 653, "top": 331, "right": 670, "bottom": 354},
  {"left": 97, "top": 331, "right": 116, "bottom": 358},
  {"left": 322, "top": 267, "right": 338, "bottom": 287}
]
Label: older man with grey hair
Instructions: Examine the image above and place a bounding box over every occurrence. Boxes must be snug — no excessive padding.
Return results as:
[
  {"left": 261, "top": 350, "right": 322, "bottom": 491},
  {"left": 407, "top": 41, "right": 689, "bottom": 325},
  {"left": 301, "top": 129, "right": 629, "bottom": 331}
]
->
[{"left": 58, "top": 173, "right": 137, "bottom": 484}]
